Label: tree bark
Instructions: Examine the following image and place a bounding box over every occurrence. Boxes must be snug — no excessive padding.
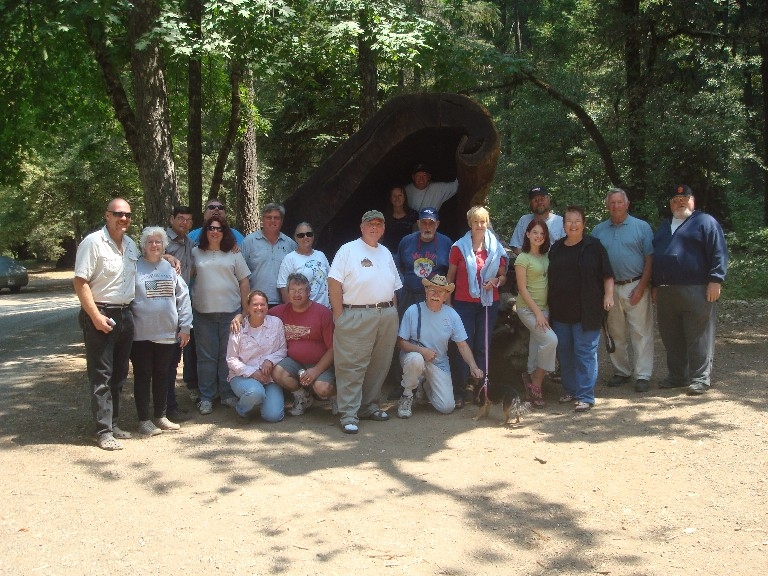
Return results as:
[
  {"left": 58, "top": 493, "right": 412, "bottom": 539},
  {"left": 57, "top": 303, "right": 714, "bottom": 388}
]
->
[
  {"left": 622, "top": 0, "right": 647, "bottom": 203},
  {"left": 210, "top": 63, "right": 242, "bottom": 199},
  {"left": 235, "top": 72, "right": 260, "bottom": 235},
  {"left": 187, "top": 0, "right": 203, "bottom": 225},
  {"left": 127, "top": 0, "right": 179, "bottom": 225},
  {"left": 84, "top": 2, "right": 179, "bottom": 226},
  {"left": 358, "top": 8, "right": 378, "bottom": 124}
]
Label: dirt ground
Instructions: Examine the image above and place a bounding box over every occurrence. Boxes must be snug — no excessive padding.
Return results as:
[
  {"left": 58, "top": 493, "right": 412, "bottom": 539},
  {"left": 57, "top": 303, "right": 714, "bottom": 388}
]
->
[{"left": 0, "top": 269, "right": 766, "bottom": 575}]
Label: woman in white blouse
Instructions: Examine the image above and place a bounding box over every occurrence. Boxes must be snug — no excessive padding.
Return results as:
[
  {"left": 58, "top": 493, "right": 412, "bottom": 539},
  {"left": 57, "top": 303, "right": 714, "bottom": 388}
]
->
[{"left": 226, "top": 290, "right": 287, "bottom": 421}]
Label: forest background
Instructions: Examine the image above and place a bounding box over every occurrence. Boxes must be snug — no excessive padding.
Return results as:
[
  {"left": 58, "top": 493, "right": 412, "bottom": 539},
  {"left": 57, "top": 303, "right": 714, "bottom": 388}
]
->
[{"left": 1, "top": 0, "right": 767, "bottom": 298}]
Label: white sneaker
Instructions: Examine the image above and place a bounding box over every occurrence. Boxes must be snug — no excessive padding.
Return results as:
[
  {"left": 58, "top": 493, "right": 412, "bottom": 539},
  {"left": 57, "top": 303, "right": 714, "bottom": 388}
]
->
[
  {"left": 398, "top": 394, "right": 413, "bottom": 419},
  {"left": 289, "top": 388, "right": 313, "bottom": 416},
  {"left": 137, "top": 420, "right": 162, "bottom": 436},
  {"left": 154, "top": 417, "right": 180, "bottom": 431},
  {"left": 198, "top": 400, "right": 213, "bottom": 415}
]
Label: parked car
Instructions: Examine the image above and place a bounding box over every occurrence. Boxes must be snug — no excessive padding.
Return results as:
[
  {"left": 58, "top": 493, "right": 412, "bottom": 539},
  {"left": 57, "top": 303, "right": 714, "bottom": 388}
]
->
[{"left": 0, "top": 256, "right": 29, "bottom": 293}]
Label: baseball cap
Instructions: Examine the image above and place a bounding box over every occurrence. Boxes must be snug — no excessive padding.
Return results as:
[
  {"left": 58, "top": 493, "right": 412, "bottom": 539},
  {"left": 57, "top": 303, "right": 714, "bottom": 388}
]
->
[
  {"left": 672, "top": 184, "right": 693, "bottom": 197},
  {"left": 419, "top": 207, "right": 439, "bottom": 221},
  {"left": 361, "top": 209, "right": 385, "bottom": 223},
  {"left": 412, "top": 163, "right": 430, "bottom": 174},
  {"left": 528, "top": 186, "right": 550, "bottom": 199}
]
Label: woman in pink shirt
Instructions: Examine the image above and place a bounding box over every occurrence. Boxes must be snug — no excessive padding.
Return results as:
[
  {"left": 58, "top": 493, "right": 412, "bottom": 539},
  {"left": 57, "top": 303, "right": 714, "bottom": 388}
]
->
[{"left": 226, "top": 290, "right": 287, "bottom": 421}]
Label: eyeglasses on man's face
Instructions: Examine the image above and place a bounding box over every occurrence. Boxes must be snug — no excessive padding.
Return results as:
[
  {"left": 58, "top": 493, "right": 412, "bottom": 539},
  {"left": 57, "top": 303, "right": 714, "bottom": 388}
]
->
[
  {"left": 110, "top": 211, "right": 132, "bottom": 219},
  {"left": 206, "top": 204, "right": 225, "bottom": 211}
]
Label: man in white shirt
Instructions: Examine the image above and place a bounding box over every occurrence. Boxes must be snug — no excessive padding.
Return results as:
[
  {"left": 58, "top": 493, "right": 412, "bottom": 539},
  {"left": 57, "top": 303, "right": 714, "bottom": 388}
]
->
[
  {"left": 509, "top": 186, "right": 565, "bottom": 255},
  {"left": 405, "top": 163, "right": 459, "bottom": 212},
  {"left": 328, "top": 210, "right": 402, "bottom": 434}
]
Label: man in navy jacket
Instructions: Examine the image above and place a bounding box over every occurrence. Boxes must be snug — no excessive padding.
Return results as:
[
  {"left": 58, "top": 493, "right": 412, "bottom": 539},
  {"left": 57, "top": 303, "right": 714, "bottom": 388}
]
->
[{"left": 652, "top": 184, "right": 728, "bottom": 395}]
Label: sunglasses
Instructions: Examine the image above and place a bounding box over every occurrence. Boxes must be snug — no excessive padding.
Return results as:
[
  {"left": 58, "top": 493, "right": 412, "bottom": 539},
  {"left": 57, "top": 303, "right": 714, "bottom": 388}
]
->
[
  {"left": 110, "top": 211, "right": 132, "bottom": 218},
  {"left": 206, "top": 204, "right": 226, "bottom": 211},
  {"left": 206, "top": 225, "right": 223, "bottom": 232},
  {"left": 295, "top": 231, "right": 314, "bottom": 238}
]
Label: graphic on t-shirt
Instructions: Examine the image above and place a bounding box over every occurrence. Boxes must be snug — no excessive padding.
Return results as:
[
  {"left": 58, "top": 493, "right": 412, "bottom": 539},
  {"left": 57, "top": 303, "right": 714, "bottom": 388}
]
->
[
  {"left": 284, "top": 323, "right": 311, "bottom": 341},
  {"left": 361, "top": 258, "right": 372, "bottom": 267},
  {"left": 413, "top": 257, "right": 435, "bottom": 279},
  {"left": 303, "top": 260, "right": 327, "bottom": 295}
]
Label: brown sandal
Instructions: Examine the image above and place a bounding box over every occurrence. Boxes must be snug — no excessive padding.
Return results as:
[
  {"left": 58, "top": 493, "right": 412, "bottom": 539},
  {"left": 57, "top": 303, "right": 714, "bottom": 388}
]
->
[{"left": 522, "top": 372, "right": 545, "bottom": 407}]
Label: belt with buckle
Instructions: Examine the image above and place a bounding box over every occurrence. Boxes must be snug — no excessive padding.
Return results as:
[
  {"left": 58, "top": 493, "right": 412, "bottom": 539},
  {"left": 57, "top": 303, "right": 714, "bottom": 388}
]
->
[
  {"left": 95, "top": 302, "right": 131, "bottom": 309},
  {"left": 343, "top": 301, "right": 394, "bottom": 309},
  {"left": 614, "top": 275, "right": 642, "bottom": 286}
]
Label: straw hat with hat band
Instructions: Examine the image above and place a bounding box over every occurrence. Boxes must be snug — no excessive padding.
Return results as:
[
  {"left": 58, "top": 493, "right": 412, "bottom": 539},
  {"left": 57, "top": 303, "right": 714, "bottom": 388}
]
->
[{"left": 422, "top": 274, "right": 455, "bottom": 293}]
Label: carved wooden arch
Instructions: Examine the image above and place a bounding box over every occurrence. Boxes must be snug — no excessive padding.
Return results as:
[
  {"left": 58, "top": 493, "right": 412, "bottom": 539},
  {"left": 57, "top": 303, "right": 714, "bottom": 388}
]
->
[{"left": 282, "top": 92, "right": 500, "bottom": 255}]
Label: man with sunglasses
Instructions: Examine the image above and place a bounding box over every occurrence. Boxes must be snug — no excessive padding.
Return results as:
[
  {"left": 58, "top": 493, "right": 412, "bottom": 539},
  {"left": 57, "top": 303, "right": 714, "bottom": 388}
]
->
[
  {"left": 241, "top": 203, "right": 297, "bottom": 307},
  {"left": 74, "top": 198, "right": 140, "bottom": 451},
  {"left": 188, "top": 198, "right": 245, "bottom": 246}
]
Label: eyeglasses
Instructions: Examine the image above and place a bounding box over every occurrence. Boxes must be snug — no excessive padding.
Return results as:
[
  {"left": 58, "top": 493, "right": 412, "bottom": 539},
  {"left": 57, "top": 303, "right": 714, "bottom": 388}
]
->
[
  {"left": 206, "top": 204, "right": 225, "bottom": 211},
  {"left": 206, "top": 226, "right": 223, "bottom": 232},
  {"left": 146, "top": 240, "right": 164, "bottom": 245},
  {"left": 295, "top": 231, "right": 314, "bottom": 238},
  {"left": 110, "top": 211, "right": 132, "bottom": 218}
]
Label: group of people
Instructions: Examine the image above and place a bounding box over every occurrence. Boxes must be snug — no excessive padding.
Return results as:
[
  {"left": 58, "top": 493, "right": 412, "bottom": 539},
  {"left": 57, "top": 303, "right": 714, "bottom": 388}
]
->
[
  {"left": 511, "top": 184, "right": 727, "bottom": 413},
  {"left": 74, "top": 170, "right": 727, "bottom": 450}
]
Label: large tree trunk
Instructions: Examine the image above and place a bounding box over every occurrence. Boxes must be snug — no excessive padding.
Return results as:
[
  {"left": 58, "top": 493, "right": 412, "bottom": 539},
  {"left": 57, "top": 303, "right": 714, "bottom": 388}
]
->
[
  {"left": 84, "top": 2, "right": 178, "bottom": 226},
  {"left": 210, "top": 63, "right": 242, "bottom": 198},
  {"left": 282, "top": 93, "right": 500, "bottom": 254},
  {"left": 235, "top": 73, "right": 260, "bottom": 235},
  {"left": 622, "top": 0, "right": 646, "bottom": 202},
  {"left": 187, "top": 0, "right": 203, "bottom": 225},
  {"left": 358, "top": 8, "right": 378, "bottom": 125},
  {"left": 127, "top": 0, "right": 178, "bottom": 225}
]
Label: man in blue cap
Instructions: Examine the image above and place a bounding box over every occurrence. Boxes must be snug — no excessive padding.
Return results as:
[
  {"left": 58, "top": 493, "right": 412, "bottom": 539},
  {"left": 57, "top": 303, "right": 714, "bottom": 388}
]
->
[{"left": 395, "top": 207, "right": 454, "bottom": 318}]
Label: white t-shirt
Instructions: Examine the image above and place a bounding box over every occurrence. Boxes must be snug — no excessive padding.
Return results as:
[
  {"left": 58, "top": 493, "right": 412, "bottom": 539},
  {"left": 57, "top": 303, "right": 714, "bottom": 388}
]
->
[
  {"left": 509, "top": 213, "right": 565, "bottom": 249},
  {"left": 405, "top": 180, "right": 459, "bottom": 212},
  {"left": 277, "top": 250, "right": 331, "bottom": 308},
  {"left": 328, "top": 239, "right": 402, "bottom": 305}
]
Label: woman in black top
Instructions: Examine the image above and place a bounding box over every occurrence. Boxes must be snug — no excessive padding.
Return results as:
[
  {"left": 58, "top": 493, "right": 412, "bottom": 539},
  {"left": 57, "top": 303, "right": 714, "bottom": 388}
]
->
[
  {"left": 548, "top": 205, "right": 614, "bottom": 412},
  {"left": 381, "top": 185, "right": 418, "bottom": 253}
]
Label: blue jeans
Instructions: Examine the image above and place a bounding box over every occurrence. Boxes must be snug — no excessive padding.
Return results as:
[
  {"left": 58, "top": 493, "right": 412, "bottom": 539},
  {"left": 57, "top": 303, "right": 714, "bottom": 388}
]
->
[
  {"left": 452, "top": 300, "right": 500, "bottom": 396},
  {"left": 79, "top": 307, "right": 134, "bottom": 436},
  {"left": 229, "top": 376, "right": 284, "bottom": 422},
  {"left": 193, "top": 310, "right": 237, "bottom": 403},
  {"left": 552, "top": 321, "right": 601, "bottom": 404}
]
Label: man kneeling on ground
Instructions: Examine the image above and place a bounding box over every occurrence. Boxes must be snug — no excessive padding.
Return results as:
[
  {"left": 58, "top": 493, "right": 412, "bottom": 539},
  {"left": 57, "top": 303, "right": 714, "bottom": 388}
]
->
[
  {"left": 396, "top": 274, "right": 483, "bottom": 418},
  {"left": 270, "top": 273, "right": 336, "bottom": 415}
]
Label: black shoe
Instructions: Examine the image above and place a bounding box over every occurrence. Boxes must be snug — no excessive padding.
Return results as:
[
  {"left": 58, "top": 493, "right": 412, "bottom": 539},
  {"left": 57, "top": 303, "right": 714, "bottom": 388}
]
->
[
  {"left": 687, "top": 383, "right": 709, "bottom": 395},
  {"left": 635, "top": 379, "right": 650, "bottom": 393},
  {"left": 607, "top": 374, "right": 631, "bottom": 387},
  {"left": 166, "top": 407, "right": 190, "bottom": 422}
]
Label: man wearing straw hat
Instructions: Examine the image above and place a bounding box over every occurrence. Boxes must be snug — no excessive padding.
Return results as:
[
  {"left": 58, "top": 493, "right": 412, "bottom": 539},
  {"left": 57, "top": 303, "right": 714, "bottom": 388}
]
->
[{"left": 396, "top": 274, "right": 484, "bottom": 418}]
